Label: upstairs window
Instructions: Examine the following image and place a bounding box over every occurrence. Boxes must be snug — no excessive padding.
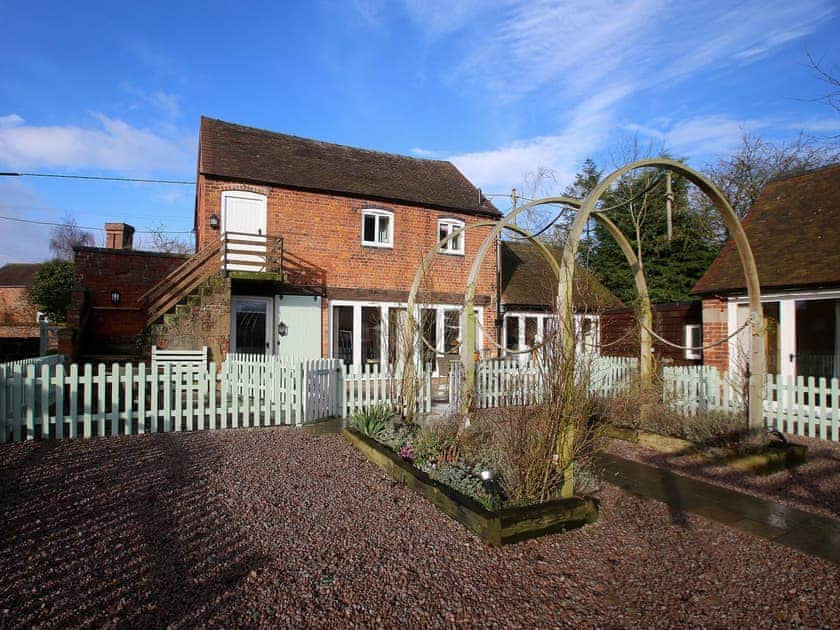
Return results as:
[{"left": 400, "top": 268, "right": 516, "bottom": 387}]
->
[
  {"left": 438, "top": 218, "right": 465, "bottom": 255},
  {"left": 362, "top": 209, "right": 393, "bottom": 248}
]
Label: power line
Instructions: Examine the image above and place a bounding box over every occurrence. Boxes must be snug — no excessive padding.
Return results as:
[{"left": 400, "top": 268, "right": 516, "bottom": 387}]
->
[
  {"left": 0, "top": 172, "right": 195, "bottom": 185},
  {"left": 0, "top": 214, "right": 193, "bottom": 234}
]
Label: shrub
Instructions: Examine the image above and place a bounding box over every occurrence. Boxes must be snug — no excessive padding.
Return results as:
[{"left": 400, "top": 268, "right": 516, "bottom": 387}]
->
[
  {"left": 28, "top": 260, "right": 74, "bottom": 323},
  {"left": 413, "top": 417, "right": 461, "bottom": 466},
  {"left": 596, "top": 378, "right": 767, "bottom": 454},
  {"left": 350, "top": 404, "right": 394, "bottom": 440}
]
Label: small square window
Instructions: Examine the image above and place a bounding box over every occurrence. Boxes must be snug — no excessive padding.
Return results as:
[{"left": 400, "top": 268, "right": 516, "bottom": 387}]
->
[
  {"left": 438, "top": 219, "right": 465, "bottom": 255},
  {"left": 361, "top": 209, "right": 393, "bottom": 248}
]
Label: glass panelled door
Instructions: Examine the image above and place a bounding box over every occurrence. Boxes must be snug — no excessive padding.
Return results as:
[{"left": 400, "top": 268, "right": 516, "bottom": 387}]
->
[{"left": 232, "top": 297, "right": 273, "bottom": 354}]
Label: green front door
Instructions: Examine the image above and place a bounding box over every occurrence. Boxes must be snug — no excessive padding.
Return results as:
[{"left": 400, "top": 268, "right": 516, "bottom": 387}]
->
[{"left": 276, "top": 295, "right": 322, "bottom": 359}]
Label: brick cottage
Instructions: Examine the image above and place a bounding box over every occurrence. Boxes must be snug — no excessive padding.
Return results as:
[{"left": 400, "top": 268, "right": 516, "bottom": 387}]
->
[{"left": 67, "top": 117, "right": 502, "bottom": 369}]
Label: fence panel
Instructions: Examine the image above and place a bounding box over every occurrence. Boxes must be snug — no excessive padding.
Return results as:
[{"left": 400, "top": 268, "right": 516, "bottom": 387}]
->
[{"left": 343, "top": 363, "right": 431, "bottom": 417}]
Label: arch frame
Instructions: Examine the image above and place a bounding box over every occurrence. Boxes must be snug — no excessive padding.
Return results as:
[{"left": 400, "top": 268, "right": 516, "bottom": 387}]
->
[{"left": 557, "top": 159, "right": 765, "bottom": 429}]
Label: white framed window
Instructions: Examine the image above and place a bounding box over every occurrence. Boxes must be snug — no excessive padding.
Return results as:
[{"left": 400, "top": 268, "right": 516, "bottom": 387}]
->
[
  {"left": 502, "top": 311, "right": 600, "bottom": 361},
  {"left": 684, "top": 324, "right": 702, "bottom": 360},
  {"left": 329, "top": 299, "right": 483, "bottom": 374},
  {"left": 361, "top": 209, "right": 393, "bottom": 248},
  {"left": 438, "top": 218, "right": 465, "bottom": 255}
]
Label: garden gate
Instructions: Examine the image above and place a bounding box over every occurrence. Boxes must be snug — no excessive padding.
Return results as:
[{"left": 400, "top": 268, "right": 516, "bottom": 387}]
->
[{"left": 302, "top": 358, "right": 341, "bottom": 422}]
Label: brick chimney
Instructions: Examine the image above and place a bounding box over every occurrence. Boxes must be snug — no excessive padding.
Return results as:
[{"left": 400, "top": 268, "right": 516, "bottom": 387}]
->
[{"left": 104, "top": 223, "right": 135, "bottom": 249}]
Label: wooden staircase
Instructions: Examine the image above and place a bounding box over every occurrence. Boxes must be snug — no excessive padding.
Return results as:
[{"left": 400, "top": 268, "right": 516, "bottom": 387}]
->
[{"left": 141, "top": 238, "right": 222, "bottom": 325}]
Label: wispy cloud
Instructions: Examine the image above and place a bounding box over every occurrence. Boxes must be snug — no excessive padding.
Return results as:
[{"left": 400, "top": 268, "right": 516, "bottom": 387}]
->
[
  {"left": 423, "top": 0, "right": 836, "bottom": 192},
  {"left": 0, "top": 113, "right": 194, "bottom": 175},
  {"left": 410, "top": 147, "right": 444, "bottom": 158},
  {"left": 624, "top": 115, "right": 768, "bottom": 158},
  {"left": 450, "top": 82, "right": 632, "bottom": 193},
  {"left": 0, "top": 114, "right": 24, "bottom": 128}
]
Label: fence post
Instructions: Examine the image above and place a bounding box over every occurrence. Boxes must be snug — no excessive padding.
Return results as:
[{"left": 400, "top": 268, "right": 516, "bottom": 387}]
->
[
  {"left": 297, "top": 359, "right": 306, "bottom": 427},
  {"left": 337, "top": 361, "right": 346, "bottom": 419}
]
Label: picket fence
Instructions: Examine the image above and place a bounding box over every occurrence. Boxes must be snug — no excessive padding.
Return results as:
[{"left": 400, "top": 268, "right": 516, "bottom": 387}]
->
[
  {"left": 343, "top": 362, "right": 432, "bottom": 417},
  {"left": 448, "top": 355, "right": 640, "bottom": 410},
  {"left": 0, "top": 354, "right": 436, "bottom": 443},
  {"left": 663, "top": 366, "right": 840, "bottom": 442}
]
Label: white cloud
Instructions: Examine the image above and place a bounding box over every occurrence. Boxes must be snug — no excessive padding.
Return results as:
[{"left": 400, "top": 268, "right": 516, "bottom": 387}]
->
[
  {"left": 399, "top": 0, "right": 490, "bottom": 39},
  {"left": 0, "top": 114, "right": 24, "bottom": 128},
  {"left": 450, "top": 83, "right": 631, "bottom": 194},
  {"left": 624, "top": 116, "right": 768, "bottom": 158},
  {"left": 410, "top": 147, "right": 444, "bottom": 158},
  {"left": 0, "top": 113, "right": 194, "bottom": 175}
]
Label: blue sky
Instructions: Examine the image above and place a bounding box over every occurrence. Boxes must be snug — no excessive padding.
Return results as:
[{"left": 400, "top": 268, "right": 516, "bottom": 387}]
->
[{"left": 1, "top": 0, "right": 838, "bottom": 264}]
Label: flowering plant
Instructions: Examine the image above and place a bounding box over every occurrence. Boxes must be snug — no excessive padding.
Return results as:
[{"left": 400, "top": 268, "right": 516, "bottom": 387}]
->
[{"left": 398, "top": 444, "right": 416, "bottom": 462}]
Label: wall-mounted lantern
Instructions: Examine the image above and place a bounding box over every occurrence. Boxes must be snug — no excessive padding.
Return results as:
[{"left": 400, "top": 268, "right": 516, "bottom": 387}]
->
[
  {"left": 278, "top": 321, "right": 289, "bottom": 337},
  {"left": 111, "top": 289, "right": 121, "bottom": 306},
  {"left": 209, "top": 214, "right": 220, "bottom": 230}
]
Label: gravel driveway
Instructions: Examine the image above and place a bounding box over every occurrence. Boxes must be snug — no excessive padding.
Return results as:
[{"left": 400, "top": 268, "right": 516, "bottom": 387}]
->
[{"left": 1, "top": 428, "right": 838, "bottom": 628}]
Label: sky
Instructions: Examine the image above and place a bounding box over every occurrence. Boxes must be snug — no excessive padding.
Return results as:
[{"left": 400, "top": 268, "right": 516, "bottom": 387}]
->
[{"left": 0, "top": 0, "right": 838, "bottom": 264}]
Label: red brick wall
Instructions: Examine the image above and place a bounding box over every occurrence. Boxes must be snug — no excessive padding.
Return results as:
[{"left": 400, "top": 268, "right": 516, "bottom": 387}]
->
[
  {"left": 72, "top": 248, "right": 187, "bottom": 347},
  {"left": 600, "top": 302, "right": 702, "bottom": 366},
  {"left": 197, "top": 177, "right": 500, "bottom": 355},
  {"left": 0, "top": 287, "right": 37, "bottom": 330},
  {"left": 701, "top": 297, "right": 729, "bottom": 373}
]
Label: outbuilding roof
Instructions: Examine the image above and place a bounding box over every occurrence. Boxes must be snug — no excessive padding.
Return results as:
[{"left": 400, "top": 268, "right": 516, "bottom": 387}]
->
[
  {"left": 198, "top": 117, "right": 500, "bottom": 217},
  {"left": 0, "top": 263, "right": 42, "bottom": 287},
  {"left": 693, "top": 163, "right": 840, "bottom": 295},
  {"left": 501, "top": 241, "right": 622, "bottom": 311}
]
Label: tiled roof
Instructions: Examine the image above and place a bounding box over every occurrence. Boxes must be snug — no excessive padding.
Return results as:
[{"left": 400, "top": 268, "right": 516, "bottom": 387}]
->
[
  {"left": 501, "top": 241, "right": 622, "bottom": 311},
  {"left": 693, "top": 163, "right": 840, "bottom": 295},
  {"left": 0, "top": 263, "right": 42, "bottom": 287},
  {"left": 198, "top": 117, "right": 500, "bottom": 216}
]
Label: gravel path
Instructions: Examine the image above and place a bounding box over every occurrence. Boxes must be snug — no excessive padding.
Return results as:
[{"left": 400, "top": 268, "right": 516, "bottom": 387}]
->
[
  {"left": 606, "top": 435, "right": 840, "bottom": 521},
  {"left": 1, "top": 428, "right": 838, "bottom": 628}
]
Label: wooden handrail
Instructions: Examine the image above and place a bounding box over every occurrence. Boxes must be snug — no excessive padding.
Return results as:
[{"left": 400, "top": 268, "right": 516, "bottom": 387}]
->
[
  {"left": 143, "top": 238, "right": 222, "bottom": 325},
  {"left": 143, "top": 233, "right": 283, "bottom": 326},
  {"left": 140, "top": 238, "right": 221, "bottom": 304}
]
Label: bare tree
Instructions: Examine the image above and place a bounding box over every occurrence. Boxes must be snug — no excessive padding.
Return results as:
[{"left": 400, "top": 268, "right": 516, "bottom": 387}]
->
[
  {"left": 807, "top": 51, "right": 840, "bottom": 114},
  {"left": 49, "top": 215, "right": 95, "bottom": 261},
  {"left": 147, "top": 223, "right": 193, "bottom": 254},
  {"left": 696, "top": 132, "right": 840, "bottom": 243}
]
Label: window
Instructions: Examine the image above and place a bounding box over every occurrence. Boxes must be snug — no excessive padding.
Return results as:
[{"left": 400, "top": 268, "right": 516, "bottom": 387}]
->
[
  {"left": 505, "top": 317, "right": 519, "bottom": 352},
  {"left": 330, "top": 301, "right": 483, "bottom": 373},
  {"left": 444, "top": 310, "right": 460, "bottom": 354},
  {"left": 684, "top": 324, "right": 702, "bottom": 360},
  {"left": 362, "top": 209, "right": 393, "bottom": 248},
  {"left": 333, "top": 305, "right": 354, "bottom": 365},
  {"left": 438, "top": 218, "right": 465, "bottom": 255},
  {"left": 421, "top": 309, "right": 438, "bottom": 371},
  {"left": 361, "top": 306, "right": 382, "bottom": 364}
]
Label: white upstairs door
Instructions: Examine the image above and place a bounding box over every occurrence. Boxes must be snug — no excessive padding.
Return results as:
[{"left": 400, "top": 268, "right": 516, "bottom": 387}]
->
[{"left": 221, "top": 191, "right": 268, "bottom": 272}]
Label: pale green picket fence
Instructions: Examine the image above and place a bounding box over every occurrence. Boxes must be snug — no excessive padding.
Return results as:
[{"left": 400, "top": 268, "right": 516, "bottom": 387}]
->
[
  {"left": 663, "top": 366, "right": 840, "bottom": 442},
  {"left": 448, "top": 355, "right": 640, "bottom": 410},
  {"left": 343, "top": 362, "right": 432, "bottom": 417},
  {"left": 0, "top": 355, "right": 348, "bottom": 443}
]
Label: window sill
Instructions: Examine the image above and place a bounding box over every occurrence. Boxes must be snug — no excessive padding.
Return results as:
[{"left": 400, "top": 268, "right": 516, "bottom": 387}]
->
[
  {"left": 438, "top": 249, "right": 465, "bottom": 257},
  {"left": 361, "top": 242, "right": 394, "bottom": 249}
]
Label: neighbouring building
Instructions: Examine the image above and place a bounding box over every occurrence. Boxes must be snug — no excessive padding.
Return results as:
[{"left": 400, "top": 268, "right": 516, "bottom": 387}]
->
[
  {"left": 0, "top": 263, "right": 43, "bottom": 361},
  {"left": 499, "top": 241, "right": 621, "bottom": 359},
  {"left": 63, "top": 223, "right": 188, "bottom": 361},
  {"left": 692, "top": 163, "right": 840, "bottom": 380},
  {"left": 598, "top": 301, "right": 703, "bottom": 367}
]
